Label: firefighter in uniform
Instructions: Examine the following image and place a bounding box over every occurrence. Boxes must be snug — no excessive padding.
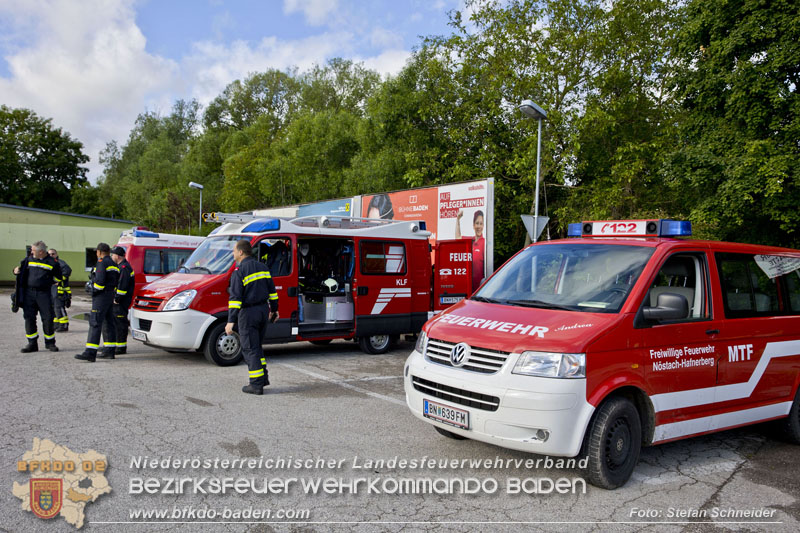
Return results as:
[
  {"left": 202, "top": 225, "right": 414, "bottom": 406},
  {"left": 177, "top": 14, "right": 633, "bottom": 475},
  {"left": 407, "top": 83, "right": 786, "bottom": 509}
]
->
[
  {"left": 225, "top": 239, "right": 279, "bottom": 395},
  {"left": 48, "top": 248, "right": 72, "bottom": 331},
  {"left": 75, "top": 243, "right": 120, "bottom": 362},
  {"left": 13, "top": 241, "right": 63, "bottom": 352},
  {"left": 105, "top": 246, "right": 135, "bottom": 356}
]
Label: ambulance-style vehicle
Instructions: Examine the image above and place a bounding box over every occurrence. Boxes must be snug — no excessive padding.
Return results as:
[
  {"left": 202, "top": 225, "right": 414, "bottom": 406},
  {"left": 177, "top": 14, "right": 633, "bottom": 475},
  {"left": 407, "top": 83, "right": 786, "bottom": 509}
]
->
[
  {"left": 114, "top": 228, "right": 205, "bottom": 302},
  {"left": 405, "top": 219, "right": 800, "bottom": 488},
  {"left": 130, "top": 214, "right": 472, "bottom": 365}
]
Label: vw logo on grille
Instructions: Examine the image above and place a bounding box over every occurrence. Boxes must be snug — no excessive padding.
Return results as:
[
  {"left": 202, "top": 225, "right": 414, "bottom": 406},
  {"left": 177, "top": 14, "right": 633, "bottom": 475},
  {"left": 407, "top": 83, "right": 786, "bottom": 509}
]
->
[{"left": 450, "top": 342, "right": 470, "bottom": 367}]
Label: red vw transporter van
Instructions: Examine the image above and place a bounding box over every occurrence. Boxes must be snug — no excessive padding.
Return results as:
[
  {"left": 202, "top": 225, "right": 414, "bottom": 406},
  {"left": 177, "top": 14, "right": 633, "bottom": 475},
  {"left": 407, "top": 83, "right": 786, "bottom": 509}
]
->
[
  {"left": 131, "top": 214, "right": 471, "bottom": 365},
  {"left": 405, "top": 219, "right": 800, "bottom": 489}
]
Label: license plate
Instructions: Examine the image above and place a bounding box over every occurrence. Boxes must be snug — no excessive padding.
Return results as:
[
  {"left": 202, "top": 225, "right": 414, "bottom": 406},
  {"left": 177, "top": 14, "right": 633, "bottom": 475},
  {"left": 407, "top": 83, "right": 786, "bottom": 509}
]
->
[
  {"left": 440, "top": 296, "right": 464, "bottom": 305},
  {"left": 132, "top": 330, "right": 147, "bottom": 341},
  {"left": 423, "top": 399, "right": 469, "bottom": 430}
]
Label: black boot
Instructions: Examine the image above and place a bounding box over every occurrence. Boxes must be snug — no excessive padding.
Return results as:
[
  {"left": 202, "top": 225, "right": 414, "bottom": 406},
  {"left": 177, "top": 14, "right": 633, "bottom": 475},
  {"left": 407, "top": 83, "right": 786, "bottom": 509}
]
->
[
  {"left": 97, "top": 351, "right": 115, "bottom": 359},
  {"left": 53, "top": 324, "right": 63, "bottom": 332},
  {"left": 21, "top": 342, "right": 38, "bottom": 353},
  {"left": 115, "top": 347, "right": 127, "bottom": 355},
  {"left": 264, "top": 370, "right": 270, "bottom": 386},
  {"left": 61, "top": 325, "right": 69, "bottom": 332},
  {"left": 242, "top": 384, "right": 263, "bottom": 395},
  {"left": 74, "top": 352, "right": 96, "bottom": 362},
  {"left": 45, "top": 344, "right": 59, "bottom": 352}
]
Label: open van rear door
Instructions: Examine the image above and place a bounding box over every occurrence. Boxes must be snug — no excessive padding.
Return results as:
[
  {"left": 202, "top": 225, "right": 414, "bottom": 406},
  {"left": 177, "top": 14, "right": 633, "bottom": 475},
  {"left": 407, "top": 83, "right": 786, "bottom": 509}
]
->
[{"left": 255, "top": 236, "right": 297, "bottom": 341}]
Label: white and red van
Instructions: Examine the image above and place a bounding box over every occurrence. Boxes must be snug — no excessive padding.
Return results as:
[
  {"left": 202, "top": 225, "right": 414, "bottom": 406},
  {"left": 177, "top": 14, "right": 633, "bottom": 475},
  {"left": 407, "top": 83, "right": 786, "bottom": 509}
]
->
[
  {"left": 405, "top": 219, "right": 800, "bottom": 488},
  {"left": 130, "top": 215, "right": 472, "bottom": 365},
  {"left": 114, "top": 228, "right": 205, "bottom": 302}
]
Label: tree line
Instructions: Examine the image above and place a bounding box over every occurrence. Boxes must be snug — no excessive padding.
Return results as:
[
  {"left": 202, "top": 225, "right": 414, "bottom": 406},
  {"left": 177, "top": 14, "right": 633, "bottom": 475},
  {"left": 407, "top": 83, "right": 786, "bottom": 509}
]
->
[{"left": 2, "top": 0, "right": 797, "bottom": 264}]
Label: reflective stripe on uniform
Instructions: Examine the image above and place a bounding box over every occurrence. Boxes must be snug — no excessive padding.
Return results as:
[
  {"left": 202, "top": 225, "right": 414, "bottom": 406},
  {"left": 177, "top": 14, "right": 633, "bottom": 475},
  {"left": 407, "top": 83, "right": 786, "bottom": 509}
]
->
[
  {"left": 107, "top": 266, "right": 120, "bottom": 272},
  {"left": 243, "top": 271, "right": 271, "bottom": 285},
  {"left": 93, "top": 283, "right": 105, "bottom": 290},
  {"left": 26, "top": 333, "right": 39, "bottom": 339},
  {"left": 116, "top": 289, "right": 127, "bottom": 295},
  {"left": 44, "top": 333, "right": 55, "bottom": 340},
  {"left": 118, "top": 342, "right": 127, "bottom": 347},
  {"left": 249, "top": 369, "right": 265, "bottom": 378},
  {"left": 269, "top": 292, "right": 279, "bottom": 300},
  {"left": 86, "top": 343, "right": 99, "bottom": 349},
  {"left": 228, "top": 301, "right": 242, "bottom": 309},
  {"left": 260, "top": 358, "right": 266, "bottom": 366},
  {"left": 28, "top": 262, "right": 53, "bottom": 270}
]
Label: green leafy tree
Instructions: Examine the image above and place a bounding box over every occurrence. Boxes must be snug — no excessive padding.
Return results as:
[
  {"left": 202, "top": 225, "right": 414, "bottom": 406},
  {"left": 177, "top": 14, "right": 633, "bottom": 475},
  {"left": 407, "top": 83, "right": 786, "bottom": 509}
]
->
[
  {"left": 669, "top": 0, "right": 800, "bottom": 246},
  {"left": 204, "top": 69, "right": 300, "bottom": 132},
  {"left": 559, "top": 0, "right": 683, "bottom": 224},
  {"left": 218, "top": 59, "right": 382, "bottom": 210},
  {"left": 0, "top": 105, "right": 89, "bottom": 210},
  {"left": 97, "top": 100, "right": 201, "bottom": 230}
]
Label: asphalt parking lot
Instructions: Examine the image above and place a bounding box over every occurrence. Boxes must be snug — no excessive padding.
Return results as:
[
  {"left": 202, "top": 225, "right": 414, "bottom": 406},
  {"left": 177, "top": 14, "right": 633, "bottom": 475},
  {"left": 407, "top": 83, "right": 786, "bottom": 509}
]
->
[{"left": 2, "top": 288, "right": 799, "bottom": 532}]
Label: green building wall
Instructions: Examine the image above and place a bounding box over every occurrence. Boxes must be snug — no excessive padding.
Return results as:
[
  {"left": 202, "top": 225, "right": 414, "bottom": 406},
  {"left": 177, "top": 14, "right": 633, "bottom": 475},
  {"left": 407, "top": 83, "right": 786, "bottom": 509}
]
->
[{"left": 0, "top": 204, "right": 135, "bottom": 285}]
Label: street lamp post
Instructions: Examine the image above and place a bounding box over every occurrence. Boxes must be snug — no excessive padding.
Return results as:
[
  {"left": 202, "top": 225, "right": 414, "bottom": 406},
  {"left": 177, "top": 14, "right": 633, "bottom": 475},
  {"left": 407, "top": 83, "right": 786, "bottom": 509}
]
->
[
  {"left": 518, "top": 99, "right": 548, "bottom": 242},
  {"left": 188, "top": 181, "right": 204, "bottom": 233}
]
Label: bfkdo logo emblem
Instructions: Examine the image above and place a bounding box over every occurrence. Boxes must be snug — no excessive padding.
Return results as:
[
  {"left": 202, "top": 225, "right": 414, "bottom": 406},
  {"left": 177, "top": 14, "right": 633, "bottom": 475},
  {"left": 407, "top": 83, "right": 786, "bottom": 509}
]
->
[{"left": 30, "top": 478, "right": 63, "bottom": 519}]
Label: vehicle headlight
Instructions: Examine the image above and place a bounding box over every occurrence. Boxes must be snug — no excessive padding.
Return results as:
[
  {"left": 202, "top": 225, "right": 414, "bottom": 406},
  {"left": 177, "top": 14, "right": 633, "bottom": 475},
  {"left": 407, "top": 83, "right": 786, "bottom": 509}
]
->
[
  {"left": 415, "top": 330, "right": 428, "bottom": 354},
  {"left": 163, "top": 290, "right": 197, "bottom": 311},
  {"left": 512, "top": 351, "right": 585, "bottom": 378}
]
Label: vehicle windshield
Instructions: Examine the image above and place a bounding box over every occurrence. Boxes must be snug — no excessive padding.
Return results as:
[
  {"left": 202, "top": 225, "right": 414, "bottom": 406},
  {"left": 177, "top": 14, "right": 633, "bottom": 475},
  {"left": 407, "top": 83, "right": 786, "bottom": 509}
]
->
[
  {"left": 475, "top": 243, "right": 654, "bottom": 313},
  {"left": 178, "top": 236, "right": 239, "bottom": 275}
]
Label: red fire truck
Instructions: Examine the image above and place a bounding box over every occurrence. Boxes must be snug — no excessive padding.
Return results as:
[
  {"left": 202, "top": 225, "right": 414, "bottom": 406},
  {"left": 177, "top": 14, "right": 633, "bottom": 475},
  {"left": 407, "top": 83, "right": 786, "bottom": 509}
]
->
[
  {"left": 114, "top": 228, "right": 205, "bottom": 302},
  {"left": 130, "top": 214, "right": 472, "bottom": 365},
  {"left": 405, "top": 219, "right": 800, "bottom": 489}
]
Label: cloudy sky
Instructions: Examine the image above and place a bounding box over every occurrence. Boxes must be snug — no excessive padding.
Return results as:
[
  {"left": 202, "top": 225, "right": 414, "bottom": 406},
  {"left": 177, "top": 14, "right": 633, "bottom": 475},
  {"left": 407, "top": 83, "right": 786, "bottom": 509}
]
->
[{"left": 0, "top": 0, "right": 461, "bottom": 181}]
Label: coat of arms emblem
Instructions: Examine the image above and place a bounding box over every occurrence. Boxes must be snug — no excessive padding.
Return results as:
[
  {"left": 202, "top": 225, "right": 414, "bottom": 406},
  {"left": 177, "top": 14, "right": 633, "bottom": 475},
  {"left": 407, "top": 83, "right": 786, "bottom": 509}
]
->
[{"left": 30, "top": 478, "right": 62, "bottom": 519}]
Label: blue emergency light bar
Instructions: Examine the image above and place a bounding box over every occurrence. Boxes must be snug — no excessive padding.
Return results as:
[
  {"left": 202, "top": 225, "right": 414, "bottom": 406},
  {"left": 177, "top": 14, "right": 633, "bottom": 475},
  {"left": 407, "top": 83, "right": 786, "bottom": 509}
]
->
[
  {"left": 568, "top": 219, "right": 691, "bottom": 238},
  {"left": 242, "top": 218, "right": 281, "bottom": 233},
  {"left": 132, "top": 229, "right": 159, "bottom": 238}
]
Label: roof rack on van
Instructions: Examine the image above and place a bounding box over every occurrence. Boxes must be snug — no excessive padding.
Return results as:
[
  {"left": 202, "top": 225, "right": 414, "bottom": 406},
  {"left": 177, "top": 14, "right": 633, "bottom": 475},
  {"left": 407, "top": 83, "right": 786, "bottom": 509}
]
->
[
  {"left": 204, "top": 212, "right": 427, "bottom": 233},
  {"left": 203, "top": 212, "right": 260, "bottom": 224}
]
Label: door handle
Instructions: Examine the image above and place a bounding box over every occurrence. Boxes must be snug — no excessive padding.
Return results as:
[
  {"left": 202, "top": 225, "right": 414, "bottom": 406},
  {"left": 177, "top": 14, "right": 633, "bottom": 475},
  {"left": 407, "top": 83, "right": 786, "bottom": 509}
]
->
[
  {"left": 705, "top": 329, "right": 720, "bottom": 335},
  {"left": 357, "top": 287, "right": 368, "bottom": 296}
]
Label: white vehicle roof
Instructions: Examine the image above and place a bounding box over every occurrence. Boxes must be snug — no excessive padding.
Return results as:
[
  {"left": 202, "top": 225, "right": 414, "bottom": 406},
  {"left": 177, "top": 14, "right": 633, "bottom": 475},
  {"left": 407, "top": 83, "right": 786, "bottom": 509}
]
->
[
  {"left": 205, "top": 214, "right": 431, "bottom": 240},
  {"left": 117, "top": 228, "right": 206, "bottom": 248}
]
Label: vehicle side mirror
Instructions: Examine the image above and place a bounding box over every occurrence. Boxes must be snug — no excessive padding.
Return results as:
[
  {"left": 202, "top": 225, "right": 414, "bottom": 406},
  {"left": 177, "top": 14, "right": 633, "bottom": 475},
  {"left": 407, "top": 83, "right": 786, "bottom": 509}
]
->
[{"left": 642, "top": 293, "right": 688, "bottom": 321}]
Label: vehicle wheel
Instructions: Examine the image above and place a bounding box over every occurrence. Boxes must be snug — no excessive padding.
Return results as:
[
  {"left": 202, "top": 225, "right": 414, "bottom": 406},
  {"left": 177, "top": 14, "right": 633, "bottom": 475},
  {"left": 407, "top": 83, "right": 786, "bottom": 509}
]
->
[
  {"left": 434, "top": 426, "right": 467, "bottom": 440},
  {"left": 310, "top": 339, "right": 333, "bottom": 346},
  {"left": 203, "top": 322, "right": 243, "bottom": 366},
  {"left": 583, "top": 397, "right": 642, "bottom": 489},
  {"left": 358, "top": 334, "right": 394, "bottom": 354},
  {"left": 776, "top": 387, "right": 800, "bottom": 443}
]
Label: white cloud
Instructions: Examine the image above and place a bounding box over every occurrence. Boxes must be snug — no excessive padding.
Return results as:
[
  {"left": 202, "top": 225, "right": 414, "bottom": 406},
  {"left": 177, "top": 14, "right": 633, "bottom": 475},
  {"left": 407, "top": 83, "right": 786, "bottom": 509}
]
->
[
  {"left": 357, "top": 49, "right": 411, "bottom": 78},
  {"left": 0, "top": 0, "right": 178, "bottom": 181},
  {"left": 184, "top": 32, "right": 353, "bottom": 103},
  {"left": 0, "top": 0, "right": 412, "bottom": 183},
  {"left": 283, "top": 0, "right": 340, "bottom": 27},
  {"left": 368, "top": 27, "right": 404, "bottom": 49}
]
